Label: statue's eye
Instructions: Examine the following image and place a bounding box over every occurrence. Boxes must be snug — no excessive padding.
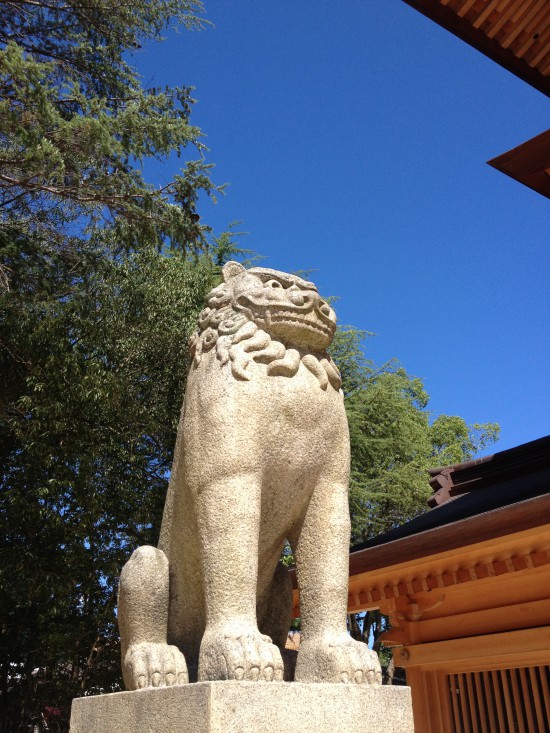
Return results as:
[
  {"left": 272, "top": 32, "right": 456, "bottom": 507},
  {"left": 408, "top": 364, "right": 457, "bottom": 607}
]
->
[{"left": 266, "top": 280, "right": 283, "bottom": 289}]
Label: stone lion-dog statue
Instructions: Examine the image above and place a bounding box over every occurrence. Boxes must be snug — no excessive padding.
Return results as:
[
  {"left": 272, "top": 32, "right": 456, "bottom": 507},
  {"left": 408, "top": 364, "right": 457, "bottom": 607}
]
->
[{"left": 118, "top": 261, "right": 382, "bottom": 688}]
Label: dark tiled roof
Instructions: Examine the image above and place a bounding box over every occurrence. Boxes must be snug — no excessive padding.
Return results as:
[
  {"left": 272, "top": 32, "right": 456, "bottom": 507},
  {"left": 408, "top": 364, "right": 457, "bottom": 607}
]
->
[{"left": 353, "top": 436, "right": 550, "bottom": 552}]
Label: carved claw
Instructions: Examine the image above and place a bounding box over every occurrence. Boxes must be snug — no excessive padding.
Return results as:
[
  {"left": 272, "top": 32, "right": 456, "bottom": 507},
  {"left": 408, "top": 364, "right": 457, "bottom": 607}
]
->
[
  {"left": 295, "top": 634, "right": 382, "bottom": 685},
  {"left": 198, "top": 625, "right": 284, "bottom": 682},
  {"left": 124, "top": 642, "right": 188, "bottom": 690}
]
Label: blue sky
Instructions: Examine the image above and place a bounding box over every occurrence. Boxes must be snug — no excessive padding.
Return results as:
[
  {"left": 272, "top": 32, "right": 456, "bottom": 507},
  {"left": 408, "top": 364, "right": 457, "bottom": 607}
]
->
[{"left": 136, "top": 0, "right": 549, "bottom": 455}]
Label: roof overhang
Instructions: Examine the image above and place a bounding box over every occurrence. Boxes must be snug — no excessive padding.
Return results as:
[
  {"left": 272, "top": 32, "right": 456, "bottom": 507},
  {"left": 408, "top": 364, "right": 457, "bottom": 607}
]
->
[
  {"left": 349, "top": 492, "right": 550, "bottom": 577},
  {"left": 345, "top": 493, "right": 550, "bottom": 617},
  {"left": 401, "top": 0, "right": 550, "bottom": 97},
  {"left": 488, "top": 127, "right": 550, "bottom": 198},
  {"left": 289, "top": 493, "right": 550, "bottom": 617}
]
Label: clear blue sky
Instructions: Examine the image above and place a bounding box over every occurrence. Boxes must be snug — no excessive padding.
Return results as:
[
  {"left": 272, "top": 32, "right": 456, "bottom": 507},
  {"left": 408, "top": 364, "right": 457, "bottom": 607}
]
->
[{"left": 135, "top": 0, "right": 549, "bottom": 455}]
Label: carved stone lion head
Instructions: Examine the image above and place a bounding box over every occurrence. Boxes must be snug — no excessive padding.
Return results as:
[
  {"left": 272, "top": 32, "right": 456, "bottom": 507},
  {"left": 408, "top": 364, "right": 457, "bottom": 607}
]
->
[{"left": 189, "top": 262, "right": 342, "bottom": 390}]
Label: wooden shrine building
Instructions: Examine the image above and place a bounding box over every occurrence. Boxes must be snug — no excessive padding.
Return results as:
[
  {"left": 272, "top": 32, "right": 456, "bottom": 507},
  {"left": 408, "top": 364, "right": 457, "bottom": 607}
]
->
[
  {"left": 345, "top": 436, "right": 550, "bottom": 732},
  {"left": 325, "top": 5, "right": 550, "bottom": 729}
]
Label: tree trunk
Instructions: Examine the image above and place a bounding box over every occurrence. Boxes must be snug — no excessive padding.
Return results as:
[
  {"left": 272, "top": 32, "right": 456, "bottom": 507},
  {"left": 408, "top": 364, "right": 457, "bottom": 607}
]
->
[{"left": 384, "top": 656, "right": 395, "bottom": 685}]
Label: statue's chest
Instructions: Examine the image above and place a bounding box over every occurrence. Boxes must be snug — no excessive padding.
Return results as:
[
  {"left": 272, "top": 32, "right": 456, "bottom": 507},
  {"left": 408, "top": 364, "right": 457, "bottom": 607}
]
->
[{"left": 184, "top": 358, "right": 347, "bottom": 463}]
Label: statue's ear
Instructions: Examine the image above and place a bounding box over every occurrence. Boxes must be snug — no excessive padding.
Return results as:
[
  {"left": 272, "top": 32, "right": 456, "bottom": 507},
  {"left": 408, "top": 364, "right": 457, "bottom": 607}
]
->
[{"left": 222, "top": 261, "right": 246, "bottom": 282}]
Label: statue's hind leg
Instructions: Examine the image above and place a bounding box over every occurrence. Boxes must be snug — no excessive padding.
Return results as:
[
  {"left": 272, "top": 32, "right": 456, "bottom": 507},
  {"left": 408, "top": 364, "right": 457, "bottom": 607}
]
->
[{"left": 118, "top": 546, "right": 188, "bottom": 689}]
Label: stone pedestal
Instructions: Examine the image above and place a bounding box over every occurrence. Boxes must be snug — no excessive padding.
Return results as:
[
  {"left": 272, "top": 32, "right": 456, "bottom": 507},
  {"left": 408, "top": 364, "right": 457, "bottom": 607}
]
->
[{"left": 70, "top": 682, "right": 414, "bottom": 733}]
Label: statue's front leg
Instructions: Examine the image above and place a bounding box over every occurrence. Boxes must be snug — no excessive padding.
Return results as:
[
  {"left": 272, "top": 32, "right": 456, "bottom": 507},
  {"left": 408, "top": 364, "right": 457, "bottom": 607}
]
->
[
  {"left": 195, "top": 474, "right": 284, "bottom": 682},
  {"left": 118, "top": 546, "right": 188, "bottom": 689},
  {"left": 293, "top": 480, "right": 382, "bottom": 685}
]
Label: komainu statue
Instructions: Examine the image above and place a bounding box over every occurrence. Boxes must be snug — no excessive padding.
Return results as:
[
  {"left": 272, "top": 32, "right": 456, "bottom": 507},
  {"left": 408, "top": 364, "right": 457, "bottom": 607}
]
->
[{"left": 118, "top": 262, "right": 382, "bottom": 688}]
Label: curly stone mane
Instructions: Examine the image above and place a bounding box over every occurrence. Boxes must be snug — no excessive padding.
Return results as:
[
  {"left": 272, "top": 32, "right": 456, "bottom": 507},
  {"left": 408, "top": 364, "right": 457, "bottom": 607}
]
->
[{"left": 188, "top": 265, "right": 342, "bottom": 391}]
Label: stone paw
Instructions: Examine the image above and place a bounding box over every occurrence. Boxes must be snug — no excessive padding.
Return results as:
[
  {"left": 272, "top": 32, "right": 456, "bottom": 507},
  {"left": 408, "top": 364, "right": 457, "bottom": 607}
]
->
[
  {"left": 295, "top": 633, "right": 382, "bottom": 685},
  {"left": 124, "top": 642, "right": 188, "bottom": 690},
  {"left": 198, "top": 623, "right": 284, "bottom": 682}
]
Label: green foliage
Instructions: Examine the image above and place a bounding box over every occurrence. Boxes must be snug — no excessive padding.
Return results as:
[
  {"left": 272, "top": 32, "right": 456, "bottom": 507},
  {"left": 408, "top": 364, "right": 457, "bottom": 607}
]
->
[
  {"left": 331, "top": 326, "right": 499, "bottom": 544},
  {"left": 0, "top": 0, "right": 217, "bottom": 274},
  {"left": 0, "top": 1, "right": 234, "bottom": 728},
  {"left": 0, "top": 237, "right": 224, "bottom": 729}
]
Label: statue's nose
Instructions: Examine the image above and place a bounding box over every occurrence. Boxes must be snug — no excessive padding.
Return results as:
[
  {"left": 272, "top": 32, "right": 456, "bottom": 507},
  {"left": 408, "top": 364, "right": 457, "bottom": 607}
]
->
[{"left": 288, "top": 287, "right": 306, "bottom": 306}]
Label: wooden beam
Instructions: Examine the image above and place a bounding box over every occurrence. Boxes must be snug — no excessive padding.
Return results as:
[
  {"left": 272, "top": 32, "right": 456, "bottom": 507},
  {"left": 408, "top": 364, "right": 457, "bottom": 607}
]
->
[
  {"left": 404, "top": 598, "right": 550, "bottom": 645},
  {"left": 396, "top": 626, "right": 550, "bottom": 669}
]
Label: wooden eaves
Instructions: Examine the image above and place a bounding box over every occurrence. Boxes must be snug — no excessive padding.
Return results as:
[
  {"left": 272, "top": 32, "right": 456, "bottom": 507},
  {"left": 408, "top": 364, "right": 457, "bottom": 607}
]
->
[
  {"left": 488, "top": 126, "right": 550, "bottom": 200},
  {"left": 346, "top": 492, "right": 550, "bottom": 615},
  {"left": 401, "top": 1, "right": 550, "bottom": 198},
  {"left": 289, "top": 435, "right": 550, "bottom": 619},
  {"left": 345, "top": 435, "right": 550, "bottom": 613},
  {"left": 401, "top": 0, "right": 550, "bottom": 97}
]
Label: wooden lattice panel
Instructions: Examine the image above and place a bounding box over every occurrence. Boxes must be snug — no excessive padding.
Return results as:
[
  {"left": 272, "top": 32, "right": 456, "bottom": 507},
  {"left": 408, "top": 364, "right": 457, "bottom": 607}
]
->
[{"left": 447, "top": 665, "right": 550, "bottom": 732}]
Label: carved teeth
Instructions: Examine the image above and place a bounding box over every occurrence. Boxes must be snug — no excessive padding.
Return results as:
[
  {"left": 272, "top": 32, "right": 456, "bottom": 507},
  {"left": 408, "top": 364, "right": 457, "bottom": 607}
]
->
[{"left": 267, "top": 311, "right": 334, "bottom": 336}]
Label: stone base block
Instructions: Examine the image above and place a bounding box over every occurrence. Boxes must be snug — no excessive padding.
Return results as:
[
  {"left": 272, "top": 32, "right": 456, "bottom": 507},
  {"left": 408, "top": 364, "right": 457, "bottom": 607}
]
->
[{"left": 70, "top": 681, "right": 414, "bottom": 733}]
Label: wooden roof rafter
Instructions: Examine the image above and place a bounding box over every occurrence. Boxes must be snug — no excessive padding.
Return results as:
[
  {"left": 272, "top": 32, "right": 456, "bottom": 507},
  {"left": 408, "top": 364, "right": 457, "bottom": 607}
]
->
[{"left": 402, "top": 0, "right": 550, "bottom": 96}]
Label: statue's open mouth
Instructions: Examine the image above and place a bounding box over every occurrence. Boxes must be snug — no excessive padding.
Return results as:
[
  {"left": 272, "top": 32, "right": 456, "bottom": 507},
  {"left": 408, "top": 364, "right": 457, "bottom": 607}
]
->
[
  {"left": 265, "top": 308, "right": 335, "bottom": 339},
  {"left": 258, "top": 306, "right": 336, "bottom": 351}
]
